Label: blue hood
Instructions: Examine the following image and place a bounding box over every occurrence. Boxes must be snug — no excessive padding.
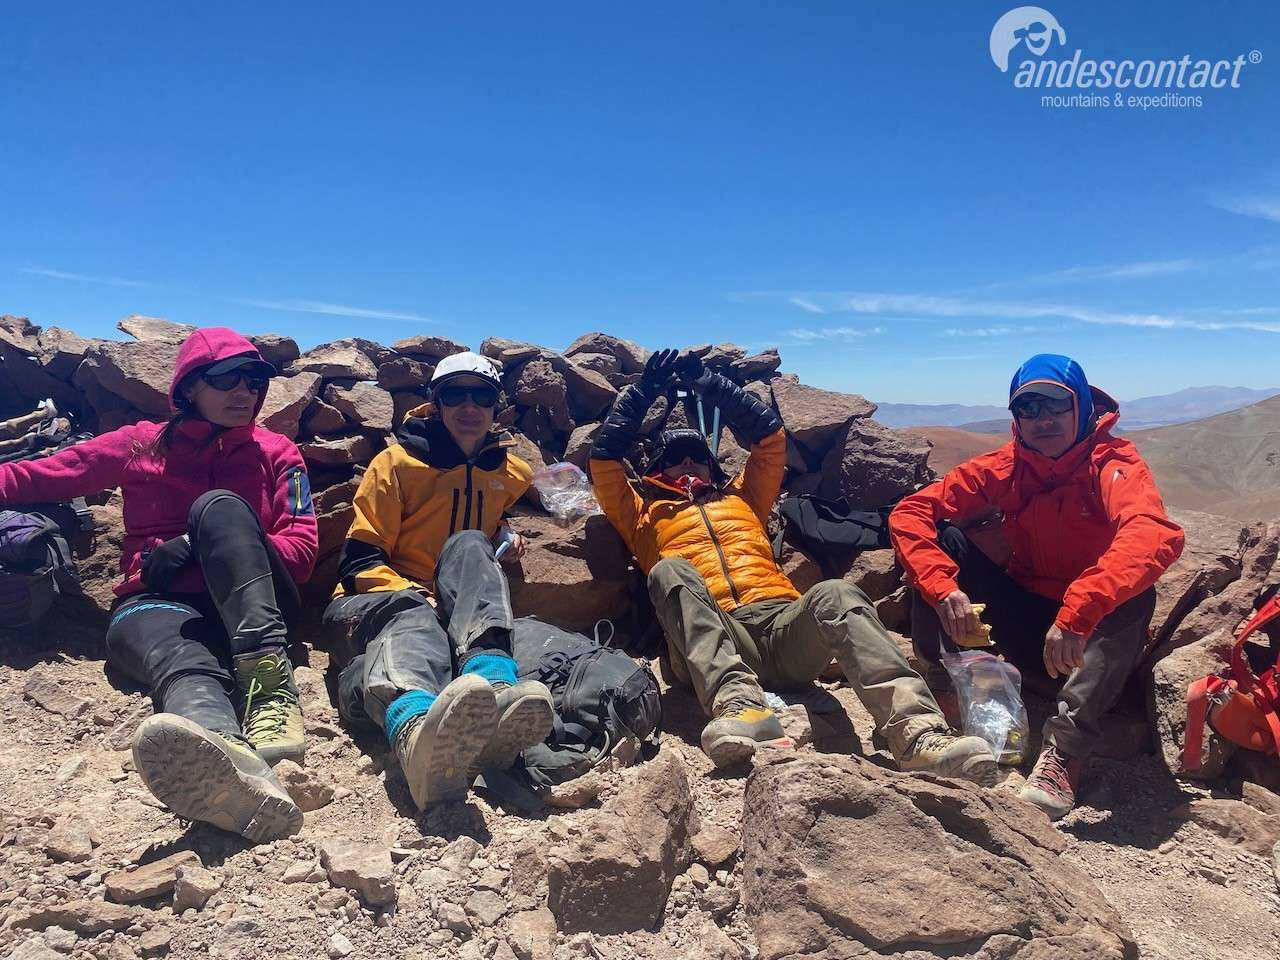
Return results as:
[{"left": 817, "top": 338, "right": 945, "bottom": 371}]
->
[{"left": 1008, "top": 353, "right": 1094, "bottom": 445}]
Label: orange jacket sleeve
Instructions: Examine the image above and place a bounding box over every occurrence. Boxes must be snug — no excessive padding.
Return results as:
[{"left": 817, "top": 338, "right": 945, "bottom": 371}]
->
[
  {"left": 728, "top": 427, "right": 786, "bottom": 524},
  {"left": 1056, "top": 452, "right": 1184, "bottom": 637},
  {"left": 589, "top": 457, "right": 642, "bottom": 558},
  {"left": 889, "top": 451, "right": 1008, "bottom": 606}
]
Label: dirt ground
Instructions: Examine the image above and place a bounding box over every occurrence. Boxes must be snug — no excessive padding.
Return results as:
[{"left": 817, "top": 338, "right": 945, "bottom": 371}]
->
[{"left": 2, "top": 619, "right": 1278, "bottom": 960}]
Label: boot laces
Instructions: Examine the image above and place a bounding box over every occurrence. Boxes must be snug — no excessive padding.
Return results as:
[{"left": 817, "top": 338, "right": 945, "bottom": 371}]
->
[
  {"left": 1029, "top": 747, "right": 1074, "bottom": 798},
  {"left": 242, "top": 656, "right": 297, "bottom": 740}
]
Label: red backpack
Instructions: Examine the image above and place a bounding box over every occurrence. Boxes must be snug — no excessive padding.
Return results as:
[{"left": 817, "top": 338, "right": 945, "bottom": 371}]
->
[{"left": 1183, "top": 592, "right": 1280, "bottom": 771}]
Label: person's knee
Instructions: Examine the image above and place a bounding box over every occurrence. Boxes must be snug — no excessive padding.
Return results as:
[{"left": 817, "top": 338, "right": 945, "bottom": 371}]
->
[
  {"left": 937, "top": 524, "right": 969, "bottom": 560},
  {"left": 439, "top": 529, "right": 493, "bottom": 564},
  {"left": 646, "top": 556, "right": 701, "bottom": 600},
  {"left": 808, "top": 579, "right": 873, "bottom": 617},
  {"left": 188, "top": 489, "right": 256, "bottom": 537}
]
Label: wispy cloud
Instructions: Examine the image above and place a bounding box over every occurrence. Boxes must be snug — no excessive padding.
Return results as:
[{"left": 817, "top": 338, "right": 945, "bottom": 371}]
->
[
  {"left": 236, "top": 298, "right": 432, "bottom": 324},
  {"left": 1210, "top": 193, "right": 1280, "bottom": 223},
  {"left": 751, "top": 290, "right": 1280, "bottom": 334},
  {"left": 787, "top": 325, "right": 885, "bottom": 342},
  {"left": 942, "top": 326, "right": 1015, "bottom": 337},
  {"left": 1041, "top": 258, "right": 1196, "bottom": 282},
  {"left": 21, "top": 266, "right": 150, "bottom": 288}
]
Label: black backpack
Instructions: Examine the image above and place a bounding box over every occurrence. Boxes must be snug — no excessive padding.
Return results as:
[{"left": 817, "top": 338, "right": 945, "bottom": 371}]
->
[
  {"left": 0, "top": 504, "right": 89, "bottom": 630},
  {"left": 511, "top": 617, "right": 662, "bottom": 788},
  {"left": 773, "top": 494, "right": 894, "bottom": 578}
]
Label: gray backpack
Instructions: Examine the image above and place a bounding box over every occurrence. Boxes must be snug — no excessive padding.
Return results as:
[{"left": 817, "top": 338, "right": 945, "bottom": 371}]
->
[{"left": 511, "top": 617, "right": 662, "bottom": 788}]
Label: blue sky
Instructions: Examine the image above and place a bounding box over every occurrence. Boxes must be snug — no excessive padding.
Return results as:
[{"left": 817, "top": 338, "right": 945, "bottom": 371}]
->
[{"left": 2, "top": 2, "right": 1277, "bottom": 405}]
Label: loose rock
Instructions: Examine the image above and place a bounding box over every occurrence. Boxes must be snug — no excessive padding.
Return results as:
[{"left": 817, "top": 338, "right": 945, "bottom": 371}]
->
[{"left": 319, "top": 838, "right": 397, "bottom": 907}]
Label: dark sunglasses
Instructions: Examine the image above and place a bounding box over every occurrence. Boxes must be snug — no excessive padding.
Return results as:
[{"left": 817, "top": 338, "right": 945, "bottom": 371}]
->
[
  {"left": 437, "top": 385, "right": 499, "bottom": 408},
  {"left": 661, "top": 448, "right": 711, "bottom": 469},
  {"left": 201, "top": 371, "right": 269, "bottom": 393},
  {"left": 1012, "top": 395, "right": 1073, "bottom": 420}
]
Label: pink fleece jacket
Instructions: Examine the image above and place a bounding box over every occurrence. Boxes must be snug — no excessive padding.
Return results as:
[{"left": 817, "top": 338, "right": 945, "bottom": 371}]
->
[{"left": 0, "top": 327, "right": 318, "bottom": 598}]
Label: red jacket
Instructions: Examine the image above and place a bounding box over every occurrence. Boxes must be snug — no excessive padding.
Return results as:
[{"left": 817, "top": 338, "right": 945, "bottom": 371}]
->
[
  {"left": 889, "top": 389, "right": 1183, "bottom": 637},
  {"left": 0, "top": 328, "right": 318, "bottom": 598}
]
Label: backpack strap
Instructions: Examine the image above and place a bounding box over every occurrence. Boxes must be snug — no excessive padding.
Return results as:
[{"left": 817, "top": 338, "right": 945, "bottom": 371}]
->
[{"left": 1183, "top": 674, "right": 1224, "bottom": 772}]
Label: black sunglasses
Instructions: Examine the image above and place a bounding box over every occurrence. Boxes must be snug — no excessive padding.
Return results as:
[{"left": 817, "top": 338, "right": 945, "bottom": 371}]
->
[
  {"left": 1012, "top": 395, "right": 1073, "bottom": 420},
  {"left": 661, "top": 447, "right": 711, "bottom": 469},
  {"left": 437, "top": 385, "right": 499, "bottom": 408},
  {"left": 202, "top": 370, "right": 269, "bottom": 393}
]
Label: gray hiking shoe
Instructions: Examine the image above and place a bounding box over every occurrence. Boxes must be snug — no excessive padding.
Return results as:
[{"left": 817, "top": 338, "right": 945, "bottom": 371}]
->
[
  {"left": 132, "top": 713, "right": 303, "bottom": 843},
  {"left": 395, "top": 675, "right": 497, "bottom": 811},
  {"left": 700, "top": 700, "right": 793, "bottom": 769},
  {"left": 897, "top": 730, "right": 998, "bottom": 787},
  {"left": 474, "top": 679, "right": 555, "bottom": 775}
]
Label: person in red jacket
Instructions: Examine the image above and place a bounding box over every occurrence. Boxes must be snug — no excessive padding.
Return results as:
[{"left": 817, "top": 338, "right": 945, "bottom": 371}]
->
[
  {"left": 890, "top": 353, "right": 1184, "bottom": 820},
  {"left": 0, "top": 327, "right": 319, "bottom": 842}
]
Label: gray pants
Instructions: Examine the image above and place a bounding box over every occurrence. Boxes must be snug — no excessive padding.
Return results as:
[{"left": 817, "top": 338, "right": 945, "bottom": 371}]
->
[
  {"left": 323, "top": 531, "right": 515, "bottom": 732},
  {"left": 647, "top": 557, "right": 945, "bottom": 757}
]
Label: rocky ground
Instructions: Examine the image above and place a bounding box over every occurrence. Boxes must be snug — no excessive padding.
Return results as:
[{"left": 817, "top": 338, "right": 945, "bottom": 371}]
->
[{"left": 3, "top": 315, "right": 1280, "bottom": 958}]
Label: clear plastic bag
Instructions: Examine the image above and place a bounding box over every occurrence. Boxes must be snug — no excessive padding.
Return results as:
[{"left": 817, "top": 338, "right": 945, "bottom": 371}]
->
[
  {"left": 531, "top": 463, "right": 603, "bottom": 525},
  {"left": 941, "top": 649, "right": 1030, "bottom": 764}
]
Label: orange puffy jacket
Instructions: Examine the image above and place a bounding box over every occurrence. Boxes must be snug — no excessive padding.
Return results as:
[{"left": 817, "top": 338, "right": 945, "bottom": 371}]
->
[
  {"left": 889, "top": 389, "right": 1184, "bottom": 637},
  {"left": 591, "top": 427, "right": 800, "bottom": 612}
]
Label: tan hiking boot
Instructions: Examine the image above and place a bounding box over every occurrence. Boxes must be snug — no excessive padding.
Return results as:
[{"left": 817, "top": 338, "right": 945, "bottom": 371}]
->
[
  {"left": 1018, "top": 744, "right": 1082, "bottom": 820},
  {"left": 235, "top": 651, "right": 305, "bottom": 766},
  {"left": 700, "top": 700, "right": 793, "bottom": 769},
  {"left": 474, "top": 679, "right": 555, "bottom": 775},
  {"left": 395, "top": 675, "right": 498, "bottom": 811},
  {"left": 898, "top": 730, "right": 998, "bottom": 786},
  {"left": 132, "top": 713, "right": 302, "bottom": 843}
]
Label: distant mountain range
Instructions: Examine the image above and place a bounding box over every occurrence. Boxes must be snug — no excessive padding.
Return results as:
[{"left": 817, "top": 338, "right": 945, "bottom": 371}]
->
[{"left": 877, "top": 386, "right": 1280, "bottom": 433}]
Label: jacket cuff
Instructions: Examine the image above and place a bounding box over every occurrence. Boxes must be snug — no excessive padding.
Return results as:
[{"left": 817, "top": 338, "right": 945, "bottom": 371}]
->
[
  {"left": 1054, "top": 605, "right": 1102, "bottom": 638},
  {"left": 918, "top": 574, "right": 960, "bottom": 608}
]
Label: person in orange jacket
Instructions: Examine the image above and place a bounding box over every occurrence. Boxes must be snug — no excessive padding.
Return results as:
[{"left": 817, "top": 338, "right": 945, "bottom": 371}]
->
[
  {"left": 890, "top": 353, "right": 1184, "bottom": 819},
  {"left": 592, "top": 349, "right": 996, "bottom": 783}
]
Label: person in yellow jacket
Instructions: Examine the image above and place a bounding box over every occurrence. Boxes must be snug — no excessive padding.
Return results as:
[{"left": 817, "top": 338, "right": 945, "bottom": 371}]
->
[
  {"left": 322, "top": 352, "right": 554, "bottom": 811},
  {"left": 591, "top": 349, "right": 995, "bottom": 782}
]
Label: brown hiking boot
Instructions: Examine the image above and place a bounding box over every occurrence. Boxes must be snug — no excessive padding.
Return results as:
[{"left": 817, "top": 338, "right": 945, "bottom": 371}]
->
[
  {"left": 700, "top": 700, "right": 793, "bottom": 769},
  {"left": 897, "top": 730, "right": 998, "bottom": 786},
  {"left": 1018, "top": 744, "right": 1082, "bottom": 820}
]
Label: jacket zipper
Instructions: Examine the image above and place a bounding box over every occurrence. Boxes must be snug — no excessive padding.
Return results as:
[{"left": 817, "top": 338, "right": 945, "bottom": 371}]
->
[
  {"left": 449, "top": 489, "right": 461, "bottom": 536},
  {"left": 696, "top": 502, "right": 741, "bottom": 604},
  {"left": 462, "top": 464, "right": 474, "bottom": 529},
  {"left": 477, "top": 490, "right": 484, "bottom": 530}
]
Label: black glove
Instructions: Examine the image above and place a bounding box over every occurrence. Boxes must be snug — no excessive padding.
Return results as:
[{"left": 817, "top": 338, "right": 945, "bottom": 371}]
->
[
  {"left": 674, "top": 353, "right": 707, "bottom": 388},
  {"left": 639, "top": 348, "right": 680, "bottom": 396},
  {"left": 141, "top": 534, "right": 195, "bottom": 592}
]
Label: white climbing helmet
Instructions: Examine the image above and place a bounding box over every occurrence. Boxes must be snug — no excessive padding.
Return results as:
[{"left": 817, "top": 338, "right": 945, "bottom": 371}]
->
[{"left": 430, "top": 351, "right": 502, "bottom": 392}]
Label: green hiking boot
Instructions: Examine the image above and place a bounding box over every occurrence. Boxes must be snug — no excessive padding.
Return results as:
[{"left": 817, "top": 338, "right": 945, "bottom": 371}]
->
[
  {"left": 235, "top": 651, "right": 305, "bottom": 766},
  {"left": 700, "top": 700, "right": 793, "bottom": 769},
  {"left": 897, "top": 729, "right": 998, "bottom": 787},
  {"left": 132, "top": 713, "right": 303, "bottom": 843},
  {"left": 395, "top": 675, "right": 498, "bottom": 811},
  {"left": 474, "top": 679, "right": 555, "bottom": 776}
]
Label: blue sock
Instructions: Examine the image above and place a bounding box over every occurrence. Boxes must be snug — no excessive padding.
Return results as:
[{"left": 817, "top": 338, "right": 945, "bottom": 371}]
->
[
  {"left": 384, "top": 690, "right": 436, "bottom": 747},
  {"left": 460, "top": 653, "right": 518, "bottom": 687}
]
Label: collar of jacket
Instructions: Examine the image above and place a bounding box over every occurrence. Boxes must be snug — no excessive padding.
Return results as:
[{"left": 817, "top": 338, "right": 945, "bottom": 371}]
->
[
  {"left": 641, "top": 471, "right": 721, "bottom": 504},
  {"left": 397, "top": 403, "right": 514, "bottom": 470},
  {"left": 171, "top": 417, "right": 256, "bottom": 449}
]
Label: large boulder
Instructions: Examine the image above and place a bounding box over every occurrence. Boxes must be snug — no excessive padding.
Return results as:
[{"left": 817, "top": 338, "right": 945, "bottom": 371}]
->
[
  {"left": 742, "top": 754, "right": 1137, "bottom": 960},
  {"left": 1148, "top": 511, "right": 1252, "bottom": 658},
  {"left": 818, "top": 419, "right": 933, "bottom": 509},
  {"left": 257, "top": 372, "right": 322, "bottom": 440},
  {"left": 0, "top": 314, "right": 40, "bottom": 353},
  {"left": 391, "top": 334, "right": 467, "bottom": 361},
  {"left": 288, "top": 340, "right": 378, "bottom": 380},
  {"left": 73, "top": 339, "right": 182, "bottom": 417},
  {"left": 248, "top": 333, "right": 300, "bottom": 370},
  {"left": 568, "top": 352, "right": 620, "bottom": 377},
  {"left": 325, "top": 381, "right": 394, "bottom": 433},
  {"left": 37, "top": 327, "right": 101, "bottom": 379},
  {"left": 546, "top": 748, "right": 695, "bottom": 933},
  {"left": 376, "top": 356, "right": 433, "bottom": 392},
  {"left": 769, "top": 377, "right": 876, "bottom": 458},
  {"left": 117, "top": 315, "right": 195, "bottom": 343},
  {"left": 563, "top": 362, "right": 617, "bottom": 423},
  {"left": 564, "top": 333, "right": 647, "bottom": 374},
  {"left": 729, "top": 348, "right": 781, "bottom": 382},
  {"left": 513, "top": 360, "right": 573, "bottom": 432},
  {"left": 506, "top": 512, "right": 634, "bottom": 636}
]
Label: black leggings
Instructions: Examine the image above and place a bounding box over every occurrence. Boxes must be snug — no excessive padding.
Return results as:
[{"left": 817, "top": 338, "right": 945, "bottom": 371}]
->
[{"left": 105, "top": 490, "right": 299, "bottom": 740}]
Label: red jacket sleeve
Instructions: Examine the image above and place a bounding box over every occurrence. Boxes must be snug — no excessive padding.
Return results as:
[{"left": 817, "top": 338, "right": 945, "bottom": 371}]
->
[
  {"left": 1056, "top": 452, "right": 1184, "bottom": 637},
  {"left": 0, "top": 427, "right": 139, "bottom": 504},
  {"left": 889, "top": 450, "right": 1010, "bottom": 606},
  {"left": 265, "top": 442, "right": 319, "bottom": 584}
]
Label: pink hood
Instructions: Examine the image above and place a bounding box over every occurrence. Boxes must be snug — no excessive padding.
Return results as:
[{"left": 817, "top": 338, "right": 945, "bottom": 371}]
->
[{"left": 169, "top": 327, "right": 270, "bottom": 414}]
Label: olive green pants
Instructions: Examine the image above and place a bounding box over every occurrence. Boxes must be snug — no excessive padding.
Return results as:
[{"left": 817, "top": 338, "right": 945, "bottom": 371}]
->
[{"left": 646, "top": 557, "right": 945, "bottom": 757}]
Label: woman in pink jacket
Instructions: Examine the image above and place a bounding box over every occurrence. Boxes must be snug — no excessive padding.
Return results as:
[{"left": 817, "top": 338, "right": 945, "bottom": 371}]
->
[{"left": 0, "top": 327, "right": 318, "bottom": 843}]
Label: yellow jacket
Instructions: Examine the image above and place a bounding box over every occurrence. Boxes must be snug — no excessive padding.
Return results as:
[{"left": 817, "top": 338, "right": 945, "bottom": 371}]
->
[
  {"left": 591, "top": 427, "right": 800, "bottom": 611},
  {"left": 335, "top": 405, "right": 532, "bottom": 596}
]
